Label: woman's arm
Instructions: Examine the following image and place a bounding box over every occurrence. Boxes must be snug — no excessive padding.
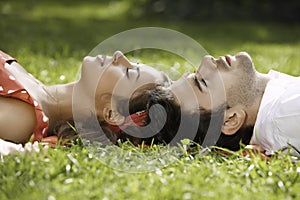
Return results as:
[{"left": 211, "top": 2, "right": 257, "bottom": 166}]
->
[{"left": 0, "top": 96, "right": 36, "bottom": 143}]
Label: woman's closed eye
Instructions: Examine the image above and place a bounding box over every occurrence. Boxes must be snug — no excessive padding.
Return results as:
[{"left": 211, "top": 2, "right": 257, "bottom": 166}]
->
[
  {"left": 193, "top": 75, "right": 207, "bottom": 92},
  {"left": 125, "top": 66, "right": 141, "bottom": 80}
]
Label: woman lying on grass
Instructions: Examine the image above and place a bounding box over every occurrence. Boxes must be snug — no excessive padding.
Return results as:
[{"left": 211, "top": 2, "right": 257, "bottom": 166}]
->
[{"left": 0, "top": 50, "right": 173, "bottom": 155}]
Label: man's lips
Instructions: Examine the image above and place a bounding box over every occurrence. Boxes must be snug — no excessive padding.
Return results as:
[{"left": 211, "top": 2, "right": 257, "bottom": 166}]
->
[{"left": 225, "top": 55, "right": 231, "bottom": 66}]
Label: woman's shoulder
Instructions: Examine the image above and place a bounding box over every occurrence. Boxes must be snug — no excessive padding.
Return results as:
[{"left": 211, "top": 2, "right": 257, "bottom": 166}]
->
[{"left": 0, "top": 50, "right": 16, "bottom": 65}]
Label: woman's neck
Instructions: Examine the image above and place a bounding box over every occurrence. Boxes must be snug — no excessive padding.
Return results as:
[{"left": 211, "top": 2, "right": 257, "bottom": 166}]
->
[{"left": 43, "top": 83, "right": 75, "bottom": 128}]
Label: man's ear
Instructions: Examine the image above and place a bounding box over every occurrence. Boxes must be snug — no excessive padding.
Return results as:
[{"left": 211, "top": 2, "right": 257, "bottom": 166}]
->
[
  {"left": 103, "top": 105, "right": 125, "bottom": 126},
  {"left": 221, "top": 107, "right": 246, "bottom": 135}
]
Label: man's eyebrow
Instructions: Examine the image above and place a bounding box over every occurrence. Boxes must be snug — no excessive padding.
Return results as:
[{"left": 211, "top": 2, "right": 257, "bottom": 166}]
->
[
  {"left": 193, "top": 75, "right": 202, "bottom": 92},
  {"left": 125, "top": 68, "right": 129, "bottom": 78}
]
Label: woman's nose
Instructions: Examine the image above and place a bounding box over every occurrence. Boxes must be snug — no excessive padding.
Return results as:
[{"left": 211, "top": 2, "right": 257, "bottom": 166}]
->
[{"left": 112, "top": 51, "right": 133, "bottom": 69}]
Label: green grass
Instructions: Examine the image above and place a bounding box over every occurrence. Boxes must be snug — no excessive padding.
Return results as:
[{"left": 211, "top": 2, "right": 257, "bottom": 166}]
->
[
  {"left": 1, "top": 143, "right": 300, "bottom": 200},
  {"left": 1, "top": 1, "right": 300, "bottom": 199}
]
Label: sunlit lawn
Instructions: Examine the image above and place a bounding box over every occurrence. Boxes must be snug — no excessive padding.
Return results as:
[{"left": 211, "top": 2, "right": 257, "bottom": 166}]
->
[{"left": 1, "top": 1, "right": 300, "bottom": 200}]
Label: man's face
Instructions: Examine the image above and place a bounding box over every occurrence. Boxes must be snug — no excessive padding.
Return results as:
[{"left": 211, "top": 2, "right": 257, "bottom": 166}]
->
[{"left": 170, "top": 52, "right": 257, "bottom": 112}]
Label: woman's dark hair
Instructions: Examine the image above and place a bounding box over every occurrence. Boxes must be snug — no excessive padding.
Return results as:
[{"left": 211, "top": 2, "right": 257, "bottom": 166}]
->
[
  {"left": 51, "top": 84, "right": 181, "bottom": 146},
  {"left": 116, "top": 85, "right": 181, "bottom": 145},
  {"left": 52, "top": 85, "right": 253, "bottom": 150},
  {"left": 51, "top": 120, "right": 78, "bottom": 145}
]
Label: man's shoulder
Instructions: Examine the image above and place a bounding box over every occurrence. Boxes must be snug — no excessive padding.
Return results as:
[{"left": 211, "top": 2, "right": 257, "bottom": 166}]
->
[
  {"left": 257, "top": 71, "right": 300, "bottom": 123},
  {"left": 258, "top": 72, "right": 300, "bottom": 122},
  {"left": 253, "top": 71, "right": 300, "bottom": 154},
  {"left": 268, "top": 70, "right": 298, "bottom": 80}
]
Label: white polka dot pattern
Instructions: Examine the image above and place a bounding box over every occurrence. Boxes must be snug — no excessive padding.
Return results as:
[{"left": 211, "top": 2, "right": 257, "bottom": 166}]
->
[
  {"left": 33, "top": 100, "right": 39, "bottom": 107},
  {"left": 42, "top": 128, "right": 47, "bottom": 135},
  {"left": 0, "top": 50, "right": 49, "bottom": 142},
  {"left": 9, "top": 75, "right": 16, "bottom": 80},
  {"left": 43, "top": 114, "right": 49, "bottom": 123}
]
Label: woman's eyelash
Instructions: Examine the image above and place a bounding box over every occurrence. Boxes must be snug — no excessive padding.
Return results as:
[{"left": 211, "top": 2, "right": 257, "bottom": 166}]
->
[{"left": 201, "top": 78, "right": 207, "bottom": 87}]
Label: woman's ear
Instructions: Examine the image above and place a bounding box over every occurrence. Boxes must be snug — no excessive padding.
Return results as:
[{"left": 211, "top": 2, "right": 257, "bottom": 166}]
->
[
  {"left": 221, "top": 107, "right": 246, "bottom": 135},
  {"left": 103, "top": 106, "right": 125, "bottom": 126}
]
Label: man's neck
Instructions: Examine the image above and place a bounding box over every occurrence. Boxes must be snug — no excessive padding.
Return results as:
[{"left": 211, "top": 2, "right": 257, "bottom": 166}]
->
[{"left": 245, "top": 72, "right": 271, "bottom": 126}]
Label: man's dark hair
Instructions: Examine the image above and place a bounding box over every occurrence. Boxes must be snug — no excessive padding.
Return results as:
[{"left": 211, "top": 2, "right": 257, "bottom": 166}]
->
[
  {"left": 127, "top": 87, "right": 254, "bottom": 150},
  {"left": 216, "top": 126, "right": 254, "bottom": 151}
]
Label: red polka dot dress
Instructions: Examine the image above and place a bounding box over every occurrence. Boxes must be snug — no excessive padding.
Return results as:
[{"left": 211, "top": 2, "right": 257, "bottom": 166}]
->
[{"left": 0, "top": 50, "right": 49, "bottom": 142}]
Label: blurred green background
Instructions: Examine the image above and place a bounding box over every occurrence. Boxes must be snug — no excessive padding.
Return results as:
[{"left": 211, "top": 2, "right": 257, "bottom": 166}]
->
[
  {"left": 1, "top": 1, "right": 300, "bottom": 200},
  {"left": 1, "top": 0, "right": 300, "bottom": 83}
]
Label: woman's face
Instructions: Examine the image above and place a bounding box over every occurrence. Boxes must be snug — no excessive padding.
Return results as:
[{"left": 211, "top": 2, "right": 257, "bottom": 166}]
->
[{"left": 79, "top": 51, "right": 171, "bottom": 112}]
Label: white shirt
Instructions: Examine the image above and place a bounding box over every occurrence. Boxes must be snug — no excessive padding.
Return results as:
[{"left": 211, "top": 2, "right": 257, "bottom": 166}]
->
[{"left": 251, "top": 70, "right": 300, "bottom": 156}]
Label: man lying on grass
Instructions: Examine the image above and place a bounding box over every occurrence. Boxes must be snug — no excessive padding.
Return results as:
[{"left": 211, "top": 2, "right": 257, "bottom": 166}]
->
[{"left": 153, "top": 52, "right": 300, "bottom": 156}]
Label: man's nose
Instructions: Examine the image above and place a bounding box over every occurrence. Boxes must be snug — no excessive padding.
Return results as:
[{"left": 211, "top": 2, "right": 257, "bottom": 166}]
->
[{"left": 197, "top": 55, "right": 216, "bottom": 73}]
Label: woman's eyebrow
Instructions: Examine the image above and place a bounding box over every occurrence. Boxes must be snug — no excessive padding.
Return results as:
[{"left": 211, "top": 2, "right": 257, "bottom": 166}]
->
[
  {"left": 161, "top": 72, "right": 171, "bottom": 84},
  {"left": 193, "top": 75, "right": 203, "bottom": 92},
  {"left": 136, "top": 67, "right": 140, "bottom": 80}
]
